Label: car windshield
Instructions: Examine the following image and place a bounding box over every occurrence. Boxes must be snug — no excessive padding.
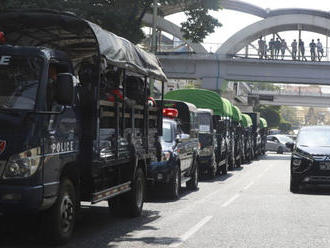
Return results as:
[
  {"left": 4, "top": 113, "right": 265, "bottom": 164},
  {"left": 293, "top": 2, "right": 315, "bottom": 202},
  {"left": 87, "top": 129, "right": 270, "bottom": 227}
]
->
[
  {"left": 161, "top": 122, "right": 172, "bottom": 143},
  {"left": 297, "top": 129, "right": 330, "bottom": 147},
  {"left": 0, "top": 55, "right": 42, "bottom": 110},
  {"left": 198, "top": 112, "right": 211, "bottom": 133},
  {"left": 276, "top": 135, "right": 294, "bottom": 144}
]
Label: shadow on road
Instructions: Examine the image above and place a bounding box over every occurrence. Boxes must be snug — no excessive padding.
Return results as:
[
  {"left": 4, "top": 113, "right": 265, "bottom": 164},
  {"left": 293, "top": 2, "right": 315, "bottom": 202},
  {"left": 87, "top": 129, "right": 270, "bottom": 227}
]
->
[{"left": 0, "top": 205, "right": 166, "bottom": 248}]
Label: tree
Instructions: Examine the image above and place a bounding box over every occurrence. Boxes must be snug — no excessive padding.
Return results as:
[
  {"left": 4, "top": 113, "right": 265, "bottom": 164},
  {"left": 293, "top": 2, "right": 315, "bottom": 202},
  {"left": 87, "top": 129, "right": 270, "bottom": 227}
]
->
[
  {"left": 255, "top": 105, "right": 281, "bottom": 128},
  {"left": 0, "top": 0, "right": 222, "bottom": 44}
]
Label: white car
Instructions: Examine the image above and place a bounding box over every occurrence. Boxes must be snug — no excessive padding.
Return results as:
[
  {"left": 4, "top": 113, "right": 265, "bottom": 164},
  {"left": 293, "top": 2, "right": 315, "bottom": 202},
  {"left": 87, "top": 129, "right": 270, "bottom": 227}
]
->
[{"left": 266, "top": 135, "right": 294, "bottom": 154}]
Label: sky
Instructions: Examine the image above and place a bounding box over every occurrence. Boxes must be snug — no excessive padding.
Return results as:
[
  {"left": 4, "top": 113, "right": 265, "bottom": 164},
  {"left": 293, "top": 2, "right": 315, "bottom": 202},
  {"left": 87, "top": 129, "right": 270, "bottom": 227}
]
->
[{"left": 165, "top": 0, "right": 330, "bottom": 53}]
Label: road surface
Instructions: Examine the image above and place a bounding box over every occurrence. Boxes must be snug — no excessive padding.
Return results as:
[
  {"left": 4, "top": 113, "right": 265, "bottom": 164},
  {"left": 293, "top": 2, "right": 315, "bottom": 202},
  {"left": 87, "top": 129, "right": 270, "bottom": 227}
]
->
[{"left": 2, "top": 153, "right": 330, "bottom": 248}]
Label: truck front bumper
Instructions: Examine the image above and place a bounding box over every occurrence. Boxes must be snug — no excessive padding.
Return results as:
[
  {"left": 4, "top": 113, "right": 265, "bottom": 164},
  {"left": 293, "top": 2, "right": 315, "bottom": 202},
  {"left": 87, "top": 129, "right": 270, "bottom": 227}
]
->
[
  {"left": 0, "top": 185, "right": 43, "bottom": 214},
  {"left": 147, "top": 160, "right": 176, "bottom": 184}
]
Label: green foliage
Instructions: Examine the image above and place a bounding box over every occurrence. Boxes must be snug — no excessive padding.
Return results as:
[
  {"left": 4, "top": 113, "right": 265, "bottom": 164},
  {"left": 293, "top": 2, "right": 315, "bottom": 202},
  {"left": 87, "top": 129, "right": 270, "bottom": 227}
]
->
[
  {"left": 279, "top": 122, "right": 292, "bottom": 133},
  {"left": 255, "top": 105, "right": 281, "bottom": 128},
  {"left": 0, "top": 0, "right": 222, "bottom": 44},
  {"left": 249, "top": 82, "right": 281, "bottom": 91}
]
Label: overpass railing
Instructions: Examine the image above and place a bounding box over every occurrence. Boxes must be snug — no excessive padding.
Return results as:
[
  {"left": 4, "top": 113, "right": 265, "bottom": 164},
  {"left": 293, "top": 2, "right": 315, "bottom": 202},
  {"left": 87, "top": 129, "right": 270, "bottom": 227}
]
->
[{"left": 251, "top": 89, "right": 330, "bottom": 97}]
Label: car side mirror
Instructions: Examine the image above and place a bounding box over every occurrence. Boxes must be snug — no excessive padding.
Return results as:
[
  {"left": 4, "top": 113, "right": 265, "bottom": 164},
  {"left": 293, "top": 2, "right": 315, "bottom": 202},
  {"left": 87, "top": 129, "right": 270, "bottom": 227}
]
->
[{"left": 55, "top": 73, "right": 74, "bottom": 106}]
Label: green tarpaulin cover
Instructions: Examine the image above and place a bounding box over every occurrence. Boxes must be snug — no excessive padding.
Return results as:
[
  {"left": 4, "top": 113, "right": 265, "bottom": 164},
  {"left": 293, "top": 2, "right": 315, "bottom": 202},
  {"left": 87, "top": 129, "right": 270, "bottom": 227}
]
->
[
  {"left": 232, "top": 105, "right": 242, "bottom": 122},
  {"left": 241, "top": 114, "right": 253, "bottom": 128},
  {"left": 164, "top": 89, "right": 233, "bottom": 117},
  {"left": 260, "top": 117, "right": 268, "bottom": 128}
]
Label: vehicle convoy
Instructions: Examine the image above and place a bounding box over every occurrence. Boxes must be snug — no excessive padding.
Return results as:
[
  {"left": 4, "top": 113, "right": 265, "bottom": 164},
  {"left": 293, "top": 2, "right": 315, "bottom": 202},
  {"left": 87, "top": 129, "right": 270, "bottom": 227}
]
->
[
  {"left": 290, "top": 126, "right": 330, "bottom": 193},
  {"left": 241, "top": 114, "right": 254, "bottom": 163},
  {"left": 266, "top": 135, "right": 294, "bottom": 154},
  {"left": 164, "top": 89, "right": 233, "bottom": 176},
  {"left": 0, "top": 10, "right": 167, "bottom": 244},
  {"left": 244, "top": 112, "right": 261, "bottom": 158},
  {"left": 147, "top": 101, "right": 199, "bottom": 199},
  {"left": 259, "top": 117, "right": 268, "bottom": 155}
]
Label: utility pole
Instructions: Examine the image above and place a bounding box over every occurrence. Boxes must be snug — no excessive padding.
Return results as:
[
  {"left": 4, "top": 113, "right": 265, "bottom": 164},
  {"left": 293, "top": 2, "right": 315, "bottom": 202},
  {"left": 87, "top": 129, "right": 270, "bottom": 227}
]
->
[{"left": 150, "top": 0, "right": 158, "bottom": 96}]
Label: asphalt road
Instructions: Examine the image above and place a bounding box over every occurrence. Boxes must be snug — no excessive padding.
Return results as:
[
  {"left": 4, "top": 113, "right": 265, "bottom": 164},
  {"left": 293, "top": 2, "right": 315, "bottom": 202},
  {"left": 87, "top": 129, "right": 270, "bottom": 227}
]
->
[{"left": 3, "top": 153, "right": 330, "bottom": 248}]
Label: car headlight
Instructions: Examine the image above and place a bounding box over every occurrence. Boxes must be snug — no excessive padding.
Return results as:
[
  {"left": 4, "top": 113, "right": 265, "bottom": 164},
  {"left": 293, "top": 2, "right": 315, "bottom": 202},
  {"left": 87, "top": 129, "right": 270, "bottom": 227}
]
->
[
  {"left": 292, "top": 158, "right": 302, "bottom": 167},
  {"left": 3, "top": 147, "right": 41, "bottom": 179},
  {"left": 161, "top": 151, "right": 171, "bottom": 161}
]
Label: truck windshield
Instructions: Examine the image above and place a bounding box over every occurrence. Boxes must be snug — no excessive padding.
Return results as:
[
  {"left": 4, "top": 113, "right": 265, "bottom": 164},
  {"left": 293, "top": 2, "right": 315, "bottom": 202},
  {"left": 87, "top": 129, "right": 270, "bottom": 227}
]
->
[
  {"left": 198, "top": 112, "right": 211, "bottom": 133},
  {"left": 162, "top": 122, "right": 173, "bottom": 143},
  {"left": 0, "top": 55, "right": 42, "bottom": 110}
]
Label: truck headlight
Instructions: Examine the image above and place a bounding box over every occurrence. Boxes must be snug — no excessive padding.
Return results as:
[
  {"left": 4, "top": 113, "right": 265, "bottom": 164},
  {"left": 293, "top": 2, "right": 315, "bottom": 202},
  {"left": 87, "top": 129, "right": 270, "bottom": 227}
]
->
[
  {"left": 3, "top": 147, "right": 41, "bottom": 179},
  {"left": 161, "top": 151, "right": 171, "bottom": 161}
]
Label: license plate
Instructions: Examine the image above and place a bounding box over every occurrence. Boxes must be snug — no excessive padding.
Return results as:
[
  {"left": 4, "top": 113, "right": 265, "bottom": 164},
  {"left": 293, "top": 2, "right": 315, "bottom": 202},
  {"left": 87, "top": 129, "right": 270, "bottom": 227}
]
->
[{"left": 320, "top": 162, "right": 330, "bottom": 170}]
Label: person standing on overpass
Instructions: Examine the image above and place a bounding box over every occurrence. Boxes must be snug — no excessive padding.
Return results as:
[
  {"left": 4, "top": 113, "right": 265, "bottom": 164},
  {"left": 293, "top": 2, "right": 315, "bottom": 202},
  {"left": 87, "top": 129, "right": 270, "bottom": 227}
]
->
[
  {"left": 299, "top": 39, "right": 307, "bottom": 61},
  {"left": 317, "top": 39, "right": 324, "bottom": 61},
  {"left": 275, "top": 38, "right": 281, "bottom": 59},
  {"left": 291, "top": 39, "right": 297, "bottom": 60},
  {"left": 309, "top": 39, "right": 316, "bottom": 61},
  {"left": 280, "top": 39, "right": 287, "bottom": 60},
  {"left": 258, "top": 36, "right": 264, "bottom": 59},
  {"left": 269, "top": 38, "right": 275, "bottom": 59}
]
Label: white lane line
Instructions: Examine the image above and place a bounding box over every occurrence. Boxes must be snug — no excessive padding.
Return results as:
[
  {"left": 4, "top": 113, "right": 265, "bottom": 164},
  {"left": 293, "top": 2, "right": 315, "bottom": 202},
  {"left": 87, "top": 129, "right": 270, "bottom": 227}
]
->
[
  {"left": 221, "top": 193, "right": 240, "bottom": 208},
  {"left": 243, "top": 181, "right": 255, "bottom": 190},
  {"left": 169, "top": 216, "right": 213, "bottom": 248}
]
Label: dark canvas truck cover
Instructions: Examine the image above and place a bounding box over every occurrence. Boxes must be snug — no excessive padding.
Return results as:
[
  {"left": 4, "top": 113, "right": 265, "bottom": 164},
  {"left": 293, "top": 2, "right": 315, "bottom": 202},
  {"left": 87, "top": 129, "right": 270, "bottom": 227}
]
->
[{"left": 0, "top": 9, "right": 167, "bottom": 81}]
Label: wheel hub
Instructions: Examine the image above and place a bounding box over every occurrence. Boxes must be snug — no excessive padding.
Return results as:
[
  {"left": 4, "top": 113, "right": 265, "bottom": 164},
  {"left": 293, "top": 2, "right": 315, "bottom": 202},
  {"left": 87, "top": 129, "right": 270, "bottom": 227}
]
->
[{"left": 60, "top": 194, "right": 74, "bottom": 233}]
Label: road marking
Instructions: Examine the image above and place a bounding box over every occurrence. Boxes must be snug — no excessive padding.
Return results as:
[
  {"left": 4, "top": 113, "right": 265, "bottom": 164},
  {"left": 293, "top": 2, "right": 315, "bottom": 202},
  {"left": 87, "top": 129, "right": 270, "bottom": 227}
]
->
[
  {"left": 243, "top": 181, "right": 255, "bottom": 190},
  {"left": 221, "top": 193, "right": 240, "bottom": 207},
  {"left": 169, "top": 216, "right": 213, "bottom": 248}
]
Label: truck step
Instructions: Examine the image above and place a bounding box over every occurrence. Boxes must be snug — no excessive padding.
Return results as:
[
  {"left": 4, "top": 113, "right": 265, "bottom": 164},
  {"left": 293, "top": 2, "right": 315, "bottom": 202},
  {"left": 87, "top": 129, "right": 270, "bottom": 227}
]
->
[{"left": 92, "top": 181, "right": 131, "bottom": 203}]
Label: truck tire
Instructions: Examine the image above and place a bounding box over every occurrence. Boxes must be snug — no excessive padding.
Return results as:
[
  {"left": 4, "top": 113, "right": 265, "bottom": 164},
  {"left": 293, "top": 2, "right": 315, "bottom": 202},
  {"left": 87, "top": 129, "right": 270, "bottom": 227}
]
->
[
  {"left": 187, "top": 160, "right": 199, "bottom": 190},
  {"left": 209, "top": 156, "right": 216, "bottom": 178},
  {"left": 42, "top": 178, "right": 76, "bottom": 245},
  {"left": 125, "top": 167, "right": 145, "bottom": 217},
  {"left": 108, "top": 168, "right": 145, "bottom": 217},
  {"left": 168, "top": 165, "right": 181, "bottom": 199},
  {"left": 221, "top": 155, "right": 228, "bottom": 175}
]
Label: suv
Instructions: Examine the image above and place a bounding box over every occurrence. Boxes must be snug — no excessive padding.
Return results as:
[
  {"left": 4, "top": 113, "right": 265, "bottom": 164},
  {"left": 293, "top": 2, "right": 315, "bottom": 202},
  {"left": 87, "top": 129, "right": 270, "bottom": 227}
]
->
[{"left": 290, "top": 126, "right": 330, "bottom": 192}]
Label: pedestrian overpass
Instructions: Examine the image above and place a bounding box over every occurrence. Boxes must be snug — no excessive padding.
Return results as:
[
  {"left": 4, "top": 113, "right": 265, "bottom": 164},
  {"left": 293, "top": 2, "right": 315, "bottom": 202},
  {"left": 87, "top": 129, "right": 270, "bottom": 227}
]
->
[
  {"left": 248, "top": 90, "right": 330, "bottom": 108},
  {"left": 159, "top": 54, "right": 330, "bottom": 90},
  {"left": 144, "top": 1, "right": 330, "bottom": 90}
]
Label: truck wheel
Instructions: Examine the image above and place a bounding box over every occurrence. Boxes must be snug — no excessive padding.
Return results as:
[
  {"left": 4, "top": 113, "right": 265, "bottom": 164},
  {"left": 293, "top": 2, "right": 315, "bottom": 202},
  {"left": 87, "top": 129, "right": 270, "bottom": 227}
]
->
[
  {"left": 42, "top": 178, "right": 76, "bottom": 245},
  {"left": 290, "top": 177, "right": 299, "bottom": 193},
  {"left": 221, "top": 154, "right": 228, "bottom": 175},
  {"left": 168, "top": 165, "right": 181, "bottom": 199},
  {"left": 209, "top": 157, "right": 216, "bottom": 178},
  {"left": 187, "top": 161, "right": 199, "bottom": 190},
  {"left": 126, "top": 168, "right": 145, "bottom": 217}
]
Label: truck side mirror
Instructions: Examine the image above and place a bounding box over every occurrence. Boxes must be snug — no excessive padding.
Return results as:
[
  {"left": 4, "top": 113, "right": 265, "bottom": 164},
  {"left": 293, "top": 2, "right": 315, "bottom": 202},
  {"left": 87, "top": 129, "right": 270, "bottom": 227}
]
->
[
  {"left": 55, "top": 73, "right": 74, "bottom": 106},
  {"left": 175, "top": 135, "right": 182, "bottom": 144}
]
